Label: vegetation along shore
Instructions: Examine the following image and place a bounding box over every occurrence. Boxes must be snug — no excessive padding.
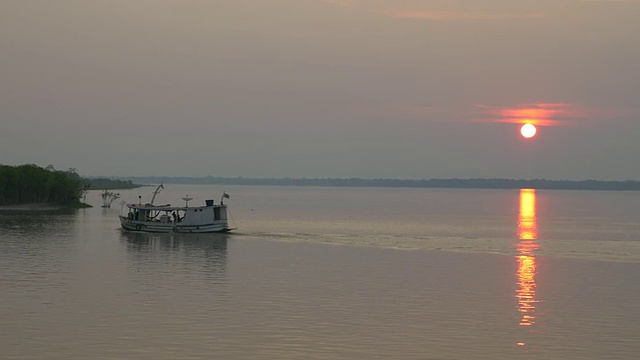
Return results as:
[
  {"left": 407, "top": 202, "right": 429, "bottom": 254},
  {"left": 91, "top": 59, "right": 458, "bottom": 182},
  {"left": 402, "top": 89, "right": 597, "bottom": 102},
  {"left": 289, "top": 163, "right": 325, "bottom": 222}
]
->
[
  {"left": 2, "top": 162, "right": 638, "bottom": 213},
  {"left": 0, "top": 164, "right": 140, "bottom": 210},
  {"left": 115, "top": 176, "right": 640, "bottom": 191}
]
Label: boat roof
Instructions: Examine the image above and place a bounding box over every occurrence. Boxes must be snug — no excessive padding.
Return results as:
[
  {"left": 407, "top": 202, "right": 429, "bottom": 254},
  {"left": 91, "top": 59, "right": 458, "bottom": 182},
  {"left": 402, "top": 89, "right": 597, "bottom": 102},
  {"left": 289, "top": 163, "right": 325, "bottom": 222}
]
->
[{"left": 126, "top": 203, "right": 224, "bottom": 211}]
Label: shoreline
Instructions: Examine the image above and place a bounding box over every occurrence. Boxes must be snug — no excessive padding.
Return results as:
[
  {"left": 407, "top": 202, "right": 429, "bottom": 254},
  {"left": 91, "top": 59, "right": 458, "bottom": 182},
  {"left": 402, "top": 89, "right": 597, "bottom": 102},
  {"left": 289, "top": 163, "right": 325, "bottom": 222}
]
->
[{"left": 111, "top": 176, "right": 640, "bottom": 191}]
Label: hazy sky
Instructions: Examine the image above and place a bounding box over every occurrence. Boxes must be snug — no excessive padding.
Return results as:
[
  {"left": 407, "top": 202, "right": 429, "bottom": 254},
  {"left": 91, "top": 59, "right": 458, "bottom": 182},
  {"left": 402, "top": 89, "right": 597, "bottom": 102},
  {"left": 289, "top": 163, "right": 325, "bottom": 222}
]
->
[{"left": 2, "top": 0, "right": 639, "bottom": 180}]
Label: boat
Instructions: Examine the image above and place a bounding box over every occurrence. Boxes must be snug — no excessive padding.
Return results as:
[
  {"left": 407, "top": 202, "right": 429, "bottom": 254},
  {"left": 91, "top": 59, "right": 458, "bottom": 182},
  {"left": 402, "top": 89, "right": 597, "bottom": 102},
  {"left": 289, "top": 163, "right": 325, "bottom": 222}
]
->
[{"left": 119, "top": 184, "right": 233, "bottom": 233}]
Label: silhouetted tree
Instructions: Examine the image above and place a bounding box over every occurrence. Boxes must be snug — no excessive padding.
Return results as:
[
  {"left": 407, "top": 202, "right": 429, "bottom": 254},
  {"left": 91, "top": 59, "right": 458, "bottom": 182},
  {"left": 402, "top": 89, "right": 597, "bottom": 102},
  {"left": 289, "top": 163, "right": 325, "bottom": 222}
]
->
[{"left": 0, "top": 164, "right": 83, "bottom": 205}]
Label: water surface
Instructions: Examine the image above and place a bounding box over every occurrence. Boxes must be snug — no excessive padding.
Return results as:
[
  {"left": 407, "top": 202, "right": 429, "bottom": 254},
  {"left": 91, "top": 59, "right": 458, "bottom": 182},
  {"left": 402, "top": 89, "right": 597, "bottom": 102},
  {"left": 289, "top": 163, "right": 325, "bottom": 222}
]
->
[{"left": 1, "top": 186, "right": 639, "bottom": 359}]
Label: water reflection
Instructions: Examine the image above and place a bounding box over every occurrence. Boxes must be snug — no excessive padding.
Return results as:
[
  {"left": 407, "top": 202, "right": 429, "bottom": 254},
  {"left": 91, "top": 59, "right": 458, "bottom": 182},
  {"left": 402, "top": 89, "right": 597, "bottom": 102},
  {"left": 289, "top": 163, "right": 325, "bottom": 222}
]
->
[
  {"left": 120, "top": 231, "right": 229, "bottom": 278},
  {"left": 0, "top": 210, "right": 80, "bottom": 295},
  {"left": 516, "top": 189, "right": 539, "bottom": 327},
  {"left": 0, "top": 209, "right": 78, "bottom": 235}
]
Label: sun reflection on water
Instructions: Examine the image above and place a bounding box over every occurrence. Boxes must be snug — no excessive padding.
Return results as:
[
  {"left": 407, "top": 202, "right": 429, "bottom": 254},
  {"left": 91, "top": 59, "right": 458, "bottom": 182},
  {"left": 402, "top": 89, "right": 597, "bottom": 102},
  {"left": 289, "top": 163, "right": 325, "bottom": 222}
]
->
[{"left": 516, "top": 189, "right": 539, "bottom": 328}]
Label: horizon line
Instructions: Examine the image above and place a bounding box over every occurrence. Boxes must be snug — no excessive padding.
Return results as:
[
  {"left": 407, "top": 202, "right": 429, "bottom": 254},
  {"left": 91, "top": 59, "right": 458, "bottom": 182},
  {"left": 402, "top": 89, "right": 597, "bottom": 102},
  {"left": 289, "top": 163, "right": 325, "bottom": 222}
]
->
[{"left": 92, "top": 175, "right": 640, "bottom": 183}]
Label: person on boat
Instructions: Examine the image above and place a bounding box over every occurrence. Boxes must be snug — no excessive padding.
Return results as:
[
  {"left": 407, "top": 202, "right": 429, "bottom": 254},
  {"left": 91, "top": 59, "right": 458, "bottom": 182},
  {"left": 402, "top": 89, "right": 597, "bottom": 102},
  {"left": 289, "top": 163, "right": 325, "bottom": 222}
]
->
[{"left": 173, "top": 211, "right": 179, "bottom": 223}]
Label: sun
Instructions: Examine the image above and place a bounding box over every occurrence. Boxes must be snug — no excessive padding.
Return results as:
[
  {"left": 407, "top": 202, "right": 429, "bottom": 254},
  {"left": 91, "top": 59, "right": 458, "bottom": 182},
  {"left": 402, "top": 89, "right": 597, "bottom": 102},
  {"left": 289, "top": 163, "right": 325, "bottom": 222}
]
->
[{"left": 520, "top": 124, "right": 537, "bottom": 139}]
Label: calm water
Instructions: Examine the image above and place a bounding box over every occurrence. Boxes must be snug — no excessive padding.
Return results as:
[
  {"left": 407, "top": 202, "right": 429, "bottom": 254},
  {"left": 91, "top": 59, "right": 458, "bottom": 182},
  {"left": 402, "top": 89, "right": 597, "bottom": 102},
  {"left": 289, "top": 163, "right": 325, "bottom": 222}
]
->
[{"left": 1, "top": 185, "right": 639, "bottom": 359}]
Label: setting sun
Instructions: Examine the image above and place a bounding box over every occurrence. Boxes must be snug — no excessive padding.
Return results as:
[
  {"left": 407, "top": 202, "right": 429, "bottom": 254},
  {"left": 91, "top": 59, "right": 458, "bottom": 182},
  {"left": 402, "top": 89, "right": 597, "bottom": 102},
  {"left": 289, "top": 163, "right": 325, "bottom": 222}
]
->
[{"left": 520, "top": 124, "right": 537, "bottom": 139}]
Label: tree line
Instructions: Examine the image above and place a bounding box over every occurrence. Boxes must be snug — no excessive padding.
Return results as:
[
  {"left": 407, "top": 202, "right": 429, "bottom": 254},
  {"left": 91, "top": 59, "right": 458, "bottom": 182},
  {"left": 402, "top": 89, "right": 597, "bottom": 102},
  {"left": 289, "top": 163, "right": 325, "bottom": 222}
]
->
[
  {"left": 84, "top": 177, "right": 138, "bottom": 190},
  {"left": 118, "top": 176, "right": 640, "bottom": 191},
  {"left": 0, "top": 164, "right": 84, "bottom": 205}
]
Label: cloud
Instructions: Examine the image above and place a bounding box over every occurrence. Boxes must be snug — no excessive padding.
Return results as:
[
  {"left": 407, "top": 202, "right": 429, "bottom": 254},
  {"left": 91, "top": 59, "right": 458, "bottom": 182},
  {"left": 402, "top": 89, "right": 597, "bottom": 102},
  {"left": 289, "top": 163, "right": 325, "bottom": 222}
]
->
[
  {"left": 580, "top": 0, "right": 640, "bottom": 3},
  {"left": 319, "top": 1, "right": 547, "bottom": 21},
  {"left": 474, "top": 103, "right": 588, "bottom": 126},
  {"left": 369, "top": 100, "right": 640, "bottom": 129},
  {"left": 377, "top": 102, "right": 579, "bottom": 125},
  {"left": 381, "top": 10, "right": 546, "bottom": 21},
  {"left": 473, "top": 103, "right": 640, "bottom": 127},
  {"left": 320, "top": 0, "right": 353, "bottom": 6},
  {"left": 374, "top": 101, "right": 470, "bottom": 124}
]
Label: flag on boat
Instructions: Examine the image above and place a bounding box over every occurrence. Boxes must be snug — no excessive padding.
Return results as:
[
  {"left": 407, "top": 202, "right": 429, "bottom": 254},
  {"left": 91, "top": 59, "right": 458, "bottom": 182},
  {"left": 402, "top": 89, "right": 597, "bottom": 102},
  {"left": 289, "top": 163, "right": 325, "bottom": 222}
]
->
[{"left": 223, "top": 192, "right": 230, "bottom": 199}]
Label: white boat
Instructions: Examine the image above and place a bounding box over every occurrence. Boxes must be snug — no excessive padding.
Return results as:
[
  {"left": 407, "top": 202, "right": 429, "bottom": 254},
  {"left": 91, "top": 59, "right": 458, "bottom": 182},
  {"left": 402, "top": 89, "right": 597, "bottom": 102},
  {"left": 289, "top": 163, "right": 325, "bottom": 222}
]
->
[{"left": 119, "top": 184, "right": 233, "bottom": 233}]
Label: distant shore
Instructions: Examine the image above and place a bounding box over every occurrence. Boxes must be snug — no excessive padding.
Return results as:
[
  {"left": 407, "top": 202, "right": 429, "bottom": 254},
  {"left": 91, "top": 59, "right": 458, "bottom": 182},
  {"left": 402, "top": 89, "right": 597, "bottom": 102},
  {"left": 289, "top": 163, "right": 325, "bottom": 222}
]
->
[{"left": 108, "top": 176, "right": 640, "bottom": 191}]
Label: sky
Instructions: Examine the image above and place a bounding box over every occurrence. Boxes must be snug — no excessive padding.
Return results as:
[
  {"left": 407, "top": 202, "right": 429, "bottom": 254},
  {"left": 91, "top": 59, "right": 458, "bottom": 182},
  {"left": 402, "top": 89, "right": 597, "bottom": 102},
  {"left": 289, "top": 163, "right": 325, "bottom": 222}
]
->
[{"left": 2, "top": 0, "right": 639, "bottom": 180}]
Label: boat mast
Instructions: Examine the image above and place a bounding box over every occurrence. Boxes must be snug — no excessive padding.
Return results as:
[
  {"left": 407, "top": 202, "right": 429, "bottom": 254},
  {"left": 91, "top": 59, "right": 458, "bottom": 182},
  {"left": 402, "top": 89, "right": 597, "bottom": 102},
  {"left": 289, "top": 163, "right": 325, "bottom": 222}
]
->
[{"left": 150, "top": 183, "right": 164, "bottom": 205}]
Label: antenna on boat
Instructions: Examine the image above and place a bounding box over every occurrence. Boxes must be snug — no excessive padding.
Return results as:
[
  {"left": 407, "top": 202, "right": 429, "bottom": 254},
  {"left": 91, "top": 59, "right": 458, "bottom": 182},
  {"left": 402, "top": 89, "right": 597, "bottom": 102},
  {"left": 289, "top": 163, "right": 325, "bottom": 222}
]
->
[
  {"left": 150, "top": 183, "right": 164, "bottom": 205},
  {"left": 181, "top": 196, "right": 193, "bottom": 207}
]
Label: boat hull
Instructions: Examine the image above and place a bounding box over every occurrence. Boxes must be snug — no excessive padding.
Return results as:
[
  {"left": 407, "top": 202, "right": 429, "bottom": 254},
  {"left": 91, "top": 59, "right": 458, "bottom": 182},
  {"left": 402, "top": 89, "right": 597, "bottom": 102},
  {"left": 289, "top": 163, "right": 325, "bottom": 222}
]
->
[{"left": 120, "top": 217, "right": 231, "bottom": 233}]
